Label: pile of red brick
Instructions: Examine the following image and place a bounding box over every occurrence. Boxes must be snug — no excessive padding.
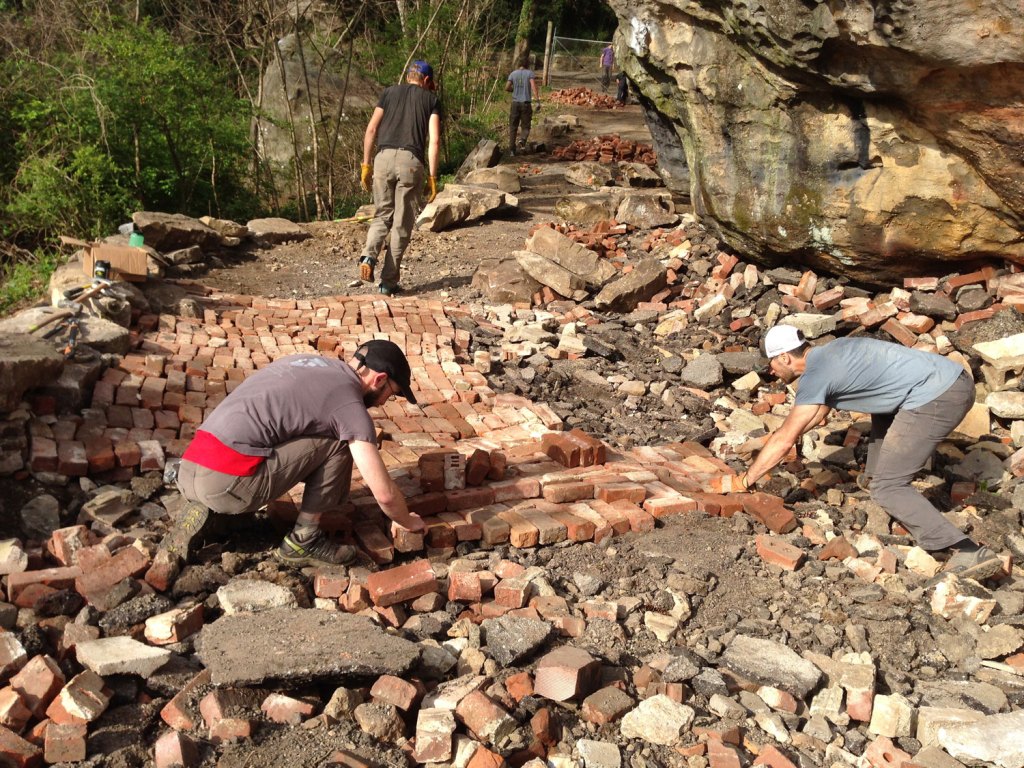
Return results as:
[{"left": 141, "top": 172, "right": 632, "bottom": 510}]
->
[
  {"left": 547, "top": 87, "right": 623, "bottom": 110},
  {"left": 551, "top": 135, "right": 656, "bottom": 166}
]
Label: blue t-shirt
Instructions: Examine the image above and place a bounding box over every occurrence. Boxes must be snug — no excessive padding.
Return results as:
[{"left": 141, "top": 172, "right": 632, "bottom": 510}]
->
[
  {"left": 795, "top": 337, "right": 964, "bottom": 413},
  {"left": 507, "top": 69, "right": 535, "bottom": 103}
]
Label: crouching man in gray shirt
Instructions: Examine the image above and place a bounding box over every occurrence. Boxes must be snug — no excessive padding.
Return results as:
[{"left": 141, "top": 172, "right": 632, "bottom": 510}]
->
[
  {"left": 737, "top": 326, "right": 1001, "bottom": 581},
  {"left": 163, "top": 340, "right": 426, "bottom": 567}
]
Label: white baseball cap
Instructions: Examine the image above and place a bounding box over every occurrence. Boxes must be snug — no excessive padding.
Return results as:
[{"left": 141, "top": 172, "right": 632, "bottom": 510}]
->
[{"left": 763, "top": 325, "right": 805, "bottom": 358}]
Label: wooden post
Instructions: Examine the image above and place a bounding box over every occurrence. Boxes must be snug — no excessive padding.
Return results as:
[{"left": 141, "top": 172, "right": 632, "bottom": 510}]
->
[{"left": 543, "top": 22, "right": 554, "bottom": 86}]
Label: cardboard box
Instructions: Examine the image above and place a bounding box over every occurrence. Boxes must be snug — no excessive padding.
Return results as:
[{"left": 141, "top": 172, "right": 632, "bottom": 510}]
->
[{"left": 61, "top": 237, "right": 149, "bottom": 282}]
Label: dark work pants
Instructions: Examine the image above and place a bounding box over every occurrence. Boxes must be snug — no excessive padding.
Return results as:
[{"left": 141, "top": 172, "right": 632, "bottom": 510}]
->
[
  {"left": 177, "top": 437, "right": 353, "bottom": 528},
  {"left": 866, "top": 370, "right": 975, "bottom": 551},
  {"left": 509, "top": 101, "right": 533, "bottom": 148}
]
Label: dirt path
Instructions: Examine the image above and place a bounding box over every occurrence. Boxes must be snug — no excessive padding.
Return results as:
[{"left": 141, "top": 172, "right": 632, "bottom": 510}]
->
[{"left": 199, "top": 103, "right": 655, "bottom": 303}]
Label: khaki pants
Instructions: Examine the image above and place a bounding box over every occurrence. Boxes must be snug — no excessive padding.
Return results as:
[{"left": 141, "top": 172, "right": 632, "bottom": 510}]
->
[
  {"left": 176, "top": 437, "right": 353, "bottom": 517},
  {"left": 361, "top": 147, "right": 424, "bottom": 287},
  {"left": 866, "top": 370, "right": 975, "bottom": 551}
]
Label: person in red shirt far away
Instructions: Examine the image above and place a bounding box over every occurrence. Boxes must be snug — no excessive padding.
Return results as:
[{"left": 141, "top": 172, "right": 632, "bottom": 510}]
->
[{"left": 162, "top": 340, "right": 426, "bottom": 567}]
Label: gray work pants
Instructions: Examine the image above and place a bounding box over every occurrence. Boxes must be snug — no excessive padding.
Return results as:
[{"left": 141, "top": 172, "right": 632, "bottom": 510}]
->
[
  {"left": 361, "top": 147, "right": 424, "bottom": 287},
  {"left": 866, "top": 370, "right": 974, "bottom": 551},
  {"left": 176, "top": 437, "right": 353, "bottom": 520},
  {"left": 509, "top": 101, "right": 533, "bottom": 148}
]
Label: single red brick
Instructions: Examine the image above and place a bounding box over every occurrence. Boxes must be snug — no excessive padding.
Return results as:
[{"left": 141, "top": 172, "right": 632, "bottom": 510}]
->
[
  {"left": 445, "top": 487, "right": 495, "bottom": 512},
  {"left": 160, "top": 669, "right": 212, "bottom": 731},
  {"left": 541, "top": 433, "right": 579, "bottom": 468},
  {"left": 0, "top": 687, "right": 31, "bottom": 733},
  {"left": 490, "top": 477, "right": 541, "bottom": 503},
  {"left": 260, "top": 693, "right": 316, "bottom": 725},
  {"left": 504, "top": 672, "right": 533, "bottom": 703},
  {"left": 708, "top": 739, "right": 742, "bottom": 768},
  {"left": 755, "top": 535, "right": 804, "bottom": 570},
  {"left": 45, "top": 671, "right": 110, "bottom": 725},
  {"left": 0, "top": 724, "right": 42, "bottom": 768},
  {"left": 448, "top": 571, "right": 484, "bottom": 603},
  {"left": 741, "top": 493, "right": 797, "bottom": 533},
  {"left": 43, "top": 722, "right": 86, "bottom": 764},
  {"left": 753, "top": 745, "right": 798, "bottom": 768},
  {"left": 370, "top": 675, "right": 419, "bottom": 712},
  {"left": 465, "top": 449, "right": 491, "bottom": 486},
  {"left": 581, "top": 686, "right": 634, "bottom": 725},
  {"left": 818, "top": 536, "right": 858, "bottom": 561},
  {"left": 366, "top": 560, "right": 438, "bottom": 607},
  {"left": 541, "top": 481, "right": 594, "bottom": 503},
  {"left": 9, "top": 656, "right": 64, "bottom": 720},
  {"left": 154, "top": 730, "right": 200, "bottom": 768}
]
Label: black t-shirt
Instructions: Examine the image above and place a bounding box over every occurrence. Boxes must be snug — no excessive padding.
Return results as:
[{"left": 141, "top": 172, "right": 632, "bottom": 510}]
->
[{"left": 375, "top": 83, "right": 441, "bottom": 162}]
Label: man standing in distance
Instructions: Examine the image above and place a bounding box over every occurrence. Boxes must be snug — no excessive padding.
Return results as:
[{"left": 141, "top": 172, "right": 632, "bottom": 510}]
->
[
  {"left": 506, "top": 54, "right": 540, "bottom": 155},
  {"left": 737, "top": 326, "right": 1002, "bottom": 581},
  {"left": 600, "top": 44, "right": 615, "bottom": 90},
  {"left": 359, "top": 60, "right": 441, "bottom": 296},
  {"left": 163, "top": 341, "right": 426, "bottom": 567}
]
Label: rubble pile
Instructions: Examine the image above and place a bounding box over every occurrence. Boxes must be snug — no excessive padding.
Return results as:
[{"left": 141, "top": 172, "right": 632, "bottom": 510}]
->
[
  {"left": 547, "top": 88, "right": 624, "bottom": 110},
  {"left": 0, "top": 197, "right": 1023, "bottom": 768},
  {"left": 551, "top": 136, "right": 656, "bottom": 166}
]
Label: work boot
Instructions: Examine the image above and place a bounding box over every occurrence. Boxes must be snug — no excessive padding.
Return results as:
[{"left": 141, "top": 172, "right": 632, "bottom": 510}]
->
[
  {"left": 276, "top": 529, "right": 357, "bottom": 568},
  {"left": 161, "top": 501, "right": 216, "bottom": 563},
  {"left": 925, "top": 542, "right": 1003, "bottom": 588},
  {"left": 359, "top": 256, "right": 376, "bottom": 283}
]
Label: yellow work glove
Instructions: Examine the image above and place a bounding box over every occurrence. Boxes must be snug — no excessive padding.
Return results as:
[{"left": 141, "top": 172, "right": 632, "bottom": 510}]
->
[
  {"left": 360, "top": 163, "right": 372, "bottom": 192},
  {"left": 425, "top": 175, "right": 438, "bottom": 203}
]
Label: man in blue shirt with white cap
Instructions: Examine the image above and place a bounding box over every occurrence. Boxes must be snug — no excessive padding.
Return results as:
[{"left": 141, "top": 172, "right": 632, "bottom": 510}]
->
[{"left": 738, "top": 325, "right": 1001, "bottom": 581}]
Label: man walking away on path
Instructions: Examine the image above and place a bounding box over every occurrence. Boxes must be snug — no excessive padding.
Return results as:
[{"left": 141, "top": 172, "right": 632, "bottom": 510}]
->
[
  {"left": 736, "top": 326, "right": 1003, "bottom": 583},
  {"left": 600, "top": 44, "right": 614, "bottom": 90},
  {"left": 358, "top": 60, "right": 442, "bottom": 296},
  {"left": 162, "top": 341, "right": 426, "bottom": 567},
  {"left": 506, "top": 54, "right": 540, "bottom": 155}
]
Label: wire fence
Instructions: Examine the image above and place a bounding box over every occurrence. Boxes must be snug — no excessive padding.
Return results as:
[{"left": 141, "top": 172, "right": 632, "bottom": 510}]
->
[{"left": 546, "top": 35, "right": 615, "bottom": 93}]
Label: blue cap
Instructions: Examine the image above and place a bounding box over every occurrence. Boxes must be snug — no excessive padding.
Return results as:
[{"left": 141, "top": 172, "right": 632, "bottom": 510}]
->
[{"left": 408, "top": 60, "right": 434, "bottom": 79}]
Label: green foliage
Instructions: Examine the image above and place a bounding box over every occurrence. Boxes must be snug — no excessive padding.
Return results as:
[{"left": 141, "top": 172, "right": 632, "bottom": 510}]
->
[
  {"left": 0, "top": 248, "right": 60, "bottom": 315},
  {"left": 2, "top": 18, "right": 255, "bottom": 245}
]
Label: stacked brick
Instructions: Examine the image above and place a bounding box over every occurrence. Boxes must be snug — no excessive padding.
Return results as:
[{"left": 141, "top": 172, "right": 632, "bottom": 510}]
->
[
  {"left": 547, "top": 87, "right": 624, "bottom": 110},
  {"left": 551, "top": 134, "right": 657, "bottom": 166}
]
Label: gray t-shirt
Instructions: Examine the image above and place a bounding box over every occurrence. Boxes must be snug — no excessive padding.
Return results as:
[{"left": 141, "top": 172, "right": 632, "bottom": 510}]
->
[
  {"left": 795, "top": 337, "right": 964, "bottom": 413},
  {"left": 507, "top": 69, "right": 535, "bottom": 103},
  {"left": 200, "top": 354, "right": 376, "bottom": 456}
]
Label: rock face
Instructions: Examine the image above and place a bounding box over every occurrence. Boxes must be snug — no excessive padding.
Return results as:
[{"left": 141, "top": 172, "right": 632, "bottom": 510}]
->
[{"left": 608, "top": 0, "right": 1024, "bottom": 282}]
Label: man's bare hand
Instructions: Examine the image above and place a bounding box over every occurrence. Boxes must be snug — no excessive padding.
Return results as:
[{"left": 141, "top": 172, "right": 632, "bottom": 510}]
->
[{"left": 392, "top": 513, "right": 426, "bottom": 534}]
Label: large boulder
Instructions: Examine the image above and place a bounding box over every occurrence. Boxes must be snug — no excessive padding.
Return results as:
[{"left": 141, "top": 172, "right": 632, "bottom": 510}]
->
[
  {"left": 455, "top": 139, "right": 502, "bottom": 179},
  {"left": 463, "top": 166, "right": 521, "bottom": 194},
  {"left": 471, "top": 258, "right": 543, "bottom": 304},
  {"left": 0, "top": 333, "right": 64, "bottom": 413},
  {"left": 608, "top": 0, "right": 1024, "bottom": 282},
  {"left": 246, "top": 217, "right": 311, "bottom": 244},
  {"left": 594, "top": 258, "right": 668, "bottom": 312},
  {"left": 525, "top": 227, "right": 617, "bottom": 289},
  {"left": 131, "top": 212, "right": 221, "bottom": 252}
]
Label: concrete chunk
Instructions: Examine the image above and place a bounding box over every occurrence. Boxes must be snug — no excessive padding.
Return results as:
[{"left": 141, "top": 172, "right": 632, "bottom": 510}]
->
[
  {"left": 720, "top": 635, "right": 822, "bottom": 698},
  {"left": 196, "top": 609, "right": 420, "bottom": 686},
  {"left": 76, "top": 637, "right": 172, "bottom": 678}
]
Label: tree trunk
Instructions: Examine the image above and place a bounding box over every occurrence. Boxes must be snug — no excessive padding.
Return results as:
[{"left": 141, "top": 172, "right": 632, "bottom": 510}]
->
[{"left": 512, "top": 0, "right": 534, "bottom": 65}]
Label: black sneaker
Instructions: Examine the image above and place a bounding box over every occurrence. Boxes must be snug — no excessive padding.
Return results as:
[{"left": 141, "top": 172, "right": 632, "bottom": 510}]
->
[
  {"left": 162, "top": 501, "right": 215, "bottom": 562},
  {"left": 378, "top": 283, "right": 401, "bottom": 296},
  {"left": 276, "top": 530, "right": 357, "bottom": 567},
  {"left": 925, "top": 544, "right": 1003, "bottom": 588},
  {"left": 359, "top": 256, "right": 376, "bottom": 282}
]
